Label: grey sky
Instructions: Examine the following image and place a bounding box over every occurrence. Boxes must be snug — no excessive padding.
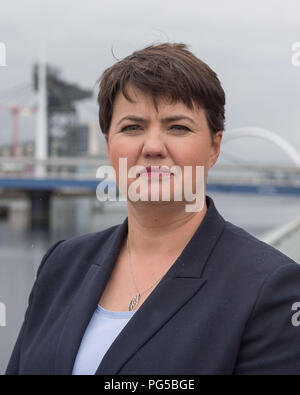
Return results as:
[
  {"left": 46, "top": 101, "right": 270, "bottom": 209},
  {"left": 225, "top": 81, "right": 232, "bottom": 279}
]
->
[{"left": 0, "top": 0, "right": 300, "bottom": 163}]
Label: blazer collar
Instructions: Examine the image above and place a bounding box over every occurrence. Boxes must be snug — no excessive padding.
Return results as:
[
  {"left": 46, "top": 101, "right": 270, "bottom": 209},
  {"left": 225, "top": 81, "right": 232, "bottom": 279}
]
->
[{"left": 55, "top": 195, "right": 225, "bottom": 375}]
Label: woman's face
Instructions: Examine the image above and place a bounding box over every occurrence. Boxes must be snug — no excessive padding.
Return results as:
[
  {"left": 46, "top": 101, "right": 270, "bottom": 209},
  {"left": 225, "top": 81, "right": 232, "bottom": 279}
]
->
[{"left": 105, "top": 84, "right": 222, "bottom": 205}]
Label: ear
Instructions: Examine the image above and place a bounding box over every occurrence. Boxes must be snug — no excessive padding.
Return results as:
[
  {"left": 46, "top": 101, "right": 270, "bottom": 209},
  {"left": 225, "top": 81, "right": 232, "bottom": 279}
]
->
[{"left": 209, "top": 131, "right": 223, "bottom": 169}]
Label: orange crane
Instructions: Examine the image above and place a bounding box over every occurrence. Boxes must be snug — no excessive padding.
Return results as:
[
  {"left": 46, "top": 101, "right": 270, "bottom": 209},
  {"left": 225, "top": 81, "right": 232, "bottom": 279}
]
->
[{"left": 0, "top": 104, "right": 36, "bottom": 156}]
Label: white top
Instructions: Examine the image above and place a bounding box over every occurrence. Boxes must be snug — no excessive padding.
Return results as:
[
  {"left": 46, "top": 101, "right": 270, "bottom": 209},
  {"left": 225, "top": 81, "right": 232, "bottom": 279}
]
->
[{"left": 72, "top": 304, "right": 136, "bottom": 375}]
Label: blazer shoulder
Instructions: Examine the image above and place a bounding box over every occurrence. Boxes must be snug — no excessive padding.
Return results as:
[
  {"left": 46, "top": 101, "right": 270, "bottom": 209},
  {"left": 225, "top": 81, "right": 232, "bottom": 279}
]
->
[
  {"left": 36, "top": 223, "right": 122, "bottom": 280},
  {"left": 57, "top": 223, "right": 120, "bottom": 252},
  {"left": 219, "top": 219, "right": 299, "bottom": 277}
]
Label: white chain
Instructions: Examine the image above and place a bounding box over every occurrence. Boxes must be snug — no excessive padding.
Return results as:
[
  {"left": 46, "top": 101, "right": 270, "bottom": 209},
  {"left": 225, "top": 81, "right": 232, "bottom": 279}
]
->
[{"left": 126, "top": 236, "right": 166, "bottom": 296}]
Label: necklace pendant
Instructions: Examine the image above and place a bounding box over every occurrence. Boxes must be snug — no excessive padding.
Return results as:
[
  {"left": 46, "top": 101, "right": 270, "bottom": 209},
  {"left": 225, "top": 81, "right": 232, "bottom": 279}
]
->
[{"left": 129, "top": 293, "right": 140, "bottom": 311}]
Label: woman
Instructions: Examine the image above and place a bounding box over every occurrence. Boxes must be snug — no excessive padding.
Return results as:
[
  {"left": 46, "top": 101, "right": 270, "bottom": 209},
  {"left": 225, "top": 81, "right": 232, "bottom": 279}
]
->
[{"left": 6, "top": 43, "right": 300, "bottom": 375}]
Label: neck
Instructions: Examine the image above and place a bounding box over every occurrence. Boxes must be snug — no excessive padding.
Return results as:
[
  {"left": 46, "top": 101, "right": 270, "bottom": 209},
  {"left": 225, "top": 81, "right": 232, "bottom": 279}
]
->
[{"left": 126, "top": 198, "right": 208, "bottom": 263}]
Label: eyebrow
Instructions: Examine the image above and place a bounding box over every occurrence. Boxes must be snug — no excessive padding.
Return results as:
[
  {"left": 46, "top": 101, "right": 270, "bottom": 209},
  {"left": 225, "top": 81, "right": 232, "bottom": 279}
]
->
[{"left": 116, "top": 115, "right": 196, "bottom": 126}]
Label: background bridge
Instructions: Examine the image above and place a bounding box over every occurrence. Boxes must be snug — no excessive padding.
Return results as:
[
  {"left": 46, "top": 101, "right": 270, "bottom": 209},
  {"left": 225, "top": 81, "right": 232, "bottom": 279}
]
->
[{"left": 0, "top": 155, "right": 300, "bottom": 229}]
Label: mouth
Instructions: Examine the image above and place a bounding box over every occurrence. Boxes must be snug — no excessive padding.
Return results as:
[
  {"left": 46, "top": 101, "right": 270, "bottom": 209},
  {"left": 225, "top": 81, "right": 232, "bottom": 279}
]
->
[{"left": 138, "top": 165, "right": 174, "bottom": 177}]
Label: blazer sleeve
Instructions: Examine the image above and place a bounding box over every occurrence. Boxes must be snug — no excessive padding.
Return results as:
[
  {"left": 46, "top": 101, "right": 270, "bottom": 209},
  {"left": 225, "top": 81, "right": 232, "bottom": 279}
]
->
[
  {"left": 234, "top": 262, "right": 300, "bottom": 375},
  {"left": 5, "top": 240, "right": 65, "bottom": 375}
]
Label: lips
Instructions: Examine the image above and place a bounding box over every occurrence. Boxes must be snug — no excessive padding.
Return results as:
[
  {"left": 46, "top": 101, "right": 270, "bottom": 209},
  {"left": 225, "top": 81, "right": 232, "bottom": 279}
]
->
[{"left": 139, "top": 166, "right": 173, "bottom": 176}]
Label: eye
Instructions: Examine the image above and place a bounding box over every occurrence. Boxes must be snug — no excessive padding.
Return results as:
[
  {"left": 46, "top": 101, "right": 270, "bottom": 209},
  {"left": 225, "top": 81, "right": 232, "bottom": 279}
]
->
[
  {"left": 170, "top": 125, "right": 191, "bottom": 132},
  {"left": 121, "top": 124, "right": 142, "bottom": 132}
]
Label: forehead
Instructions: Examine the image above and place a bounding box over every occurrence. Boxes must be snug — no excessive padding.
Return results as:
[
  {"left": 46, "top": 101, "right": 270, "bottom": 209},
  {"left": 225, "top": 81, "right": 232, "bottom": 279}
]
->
[{"left": 111, "top": 85, "right": 203, "bottom": 122}]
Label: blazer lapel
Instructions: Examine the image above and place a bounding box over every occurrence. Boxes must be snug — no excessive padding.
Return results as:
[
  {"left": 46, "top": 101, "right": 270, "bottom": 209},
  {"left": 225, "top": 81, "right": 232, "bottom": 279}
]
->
[{"left": 95, "top": 276, "right": 207, "bottom": 375}]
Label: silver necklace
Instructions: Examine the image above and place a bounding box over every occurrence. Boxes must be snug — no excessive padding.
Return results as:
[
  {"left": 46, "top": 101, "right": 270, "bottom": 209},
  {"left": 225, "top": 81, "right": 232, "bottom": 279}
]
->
[{"left": 126, "top": 236, "right": 166, "bottom": 311}]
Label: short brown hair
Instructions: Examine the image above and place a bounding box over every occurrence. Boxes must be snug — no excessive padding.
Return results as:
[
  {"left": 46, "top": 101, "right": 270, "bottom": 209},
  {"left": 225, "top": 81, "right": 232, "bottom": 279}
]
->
[{"left": 97, "top": 42, "right": 225, "bottom": 136}]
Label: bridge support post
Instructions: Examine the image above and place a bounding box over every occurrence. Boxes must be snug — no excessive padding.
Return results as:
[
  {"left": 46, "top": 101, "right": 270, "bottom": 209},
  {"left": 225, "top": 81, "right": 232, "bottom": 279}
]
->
[{"left": 29, "top": 190, "right": 52, "bottom": 230}]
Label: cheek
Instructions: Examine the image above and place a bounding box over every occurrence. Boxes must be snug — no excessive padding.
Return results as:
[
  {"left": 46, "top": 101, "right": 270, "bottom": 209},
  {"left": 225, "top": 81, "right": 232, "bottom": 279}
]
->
[
  {"left": 108, "top": 141, "right": 127, "bottom": 165},
  {"left": 108, "top": 142, "right": 138, "bottom": 179},
  {"left": 174, "top": 142, "right": 211, "bottom": 166}
]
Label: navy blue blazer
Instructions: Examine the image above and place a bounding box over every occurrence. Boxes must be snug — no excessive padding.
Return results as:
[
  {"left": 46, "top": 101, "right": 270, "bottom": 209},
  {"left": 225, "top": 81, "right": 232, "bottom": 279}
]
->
[{"left": 5, "top": 195, "right": 300, "bottom": 375}]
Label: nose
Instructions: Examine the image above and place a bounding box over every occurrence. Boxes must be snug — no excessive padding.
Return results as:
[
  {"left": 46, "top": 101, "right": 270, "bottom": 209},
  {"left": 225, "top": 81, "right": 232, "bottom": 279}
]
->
[{"left": 141, "top": 129, "right": 168, "bottom": 159}]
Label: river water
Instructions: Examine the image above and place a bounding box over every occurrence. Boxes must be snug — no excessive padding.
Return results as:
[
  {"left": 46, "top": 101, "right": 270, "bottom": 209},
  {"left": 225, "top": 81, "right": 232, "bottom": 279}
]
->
[{"left": 0, "top": 191, "right": 300, "bottom": 374}]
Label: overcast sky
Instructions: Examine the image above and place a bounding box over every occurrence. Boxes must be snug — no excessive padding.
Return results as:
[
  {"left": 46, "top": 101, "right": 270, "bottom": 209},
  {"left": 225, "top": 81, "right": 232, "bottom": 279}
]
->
[{"left": 0, "top": 0, "right": 300, "bottom": 164}]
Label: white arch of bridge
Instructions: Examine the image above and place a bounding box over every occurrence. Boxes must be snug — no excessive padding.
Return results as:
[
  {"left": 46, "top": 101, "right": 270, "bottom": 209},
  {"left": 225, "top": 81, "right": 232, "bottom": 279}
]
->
[{"left": 222, "top": 127, "right": 300, "bottom": 167}]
